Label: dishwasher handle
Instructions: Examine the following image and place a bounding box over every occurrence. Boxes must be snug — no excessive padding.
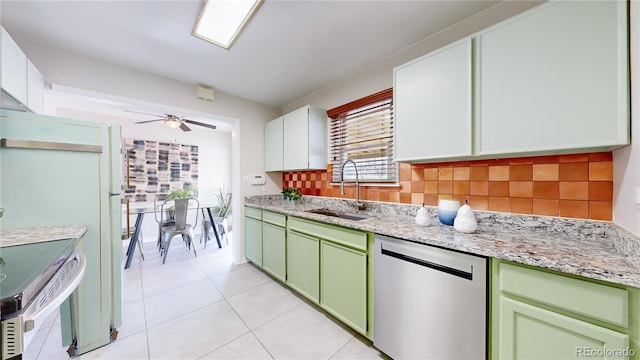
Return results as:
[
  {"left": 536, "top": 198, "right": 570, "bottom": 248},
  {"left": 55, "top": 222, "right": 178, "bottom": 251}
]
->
[{"left": 380, "top": 244, "right": 473, "bottom": 280}]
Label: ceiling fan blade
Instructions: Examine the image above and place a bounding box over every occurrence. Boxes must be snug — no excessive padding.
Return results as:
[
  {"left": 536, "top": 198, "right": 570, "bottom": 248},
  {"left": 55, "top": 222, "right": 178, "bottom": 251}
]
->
[
  {"left": 124, "top": 109, "right": 165, "bottom": 117},
  {"left": 135, "top": 119, "right": 165, "bottom": 124},
  {"left": 179, "top": 122, "right": 192, "bottom": 132},
  {"left": 184, "top": 119, "right": 217, "bottom": 130}
]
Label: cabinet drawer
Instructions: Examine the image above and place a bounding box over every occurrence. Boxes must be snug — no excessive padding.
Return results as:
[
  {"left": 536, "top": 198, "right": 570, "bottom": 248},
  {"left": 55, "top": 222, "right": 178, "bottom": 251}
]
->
[
  {"left": 499, "top": 262, "right": 628, "bottom": 328},
  {"left": 288, "top": 217, "right": 367, "bottom": 251},
  {"left": 263, "top": 210, "right": 286, "bottom": 227},
  {"left": 244, "top": 206, "right": 262, "bottom": 220}
]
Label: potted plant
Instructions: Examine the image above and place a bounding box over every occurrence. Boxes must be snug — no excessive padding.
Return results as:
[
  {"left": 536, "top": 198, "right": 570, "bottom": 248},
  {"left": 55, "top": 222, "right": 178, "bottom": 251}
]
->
[
  {"left": 165, "top": 186, "right": 196, "bottom": 220},
  {"left": 281, "top": 187, "right": 302, "bottom": 206}
]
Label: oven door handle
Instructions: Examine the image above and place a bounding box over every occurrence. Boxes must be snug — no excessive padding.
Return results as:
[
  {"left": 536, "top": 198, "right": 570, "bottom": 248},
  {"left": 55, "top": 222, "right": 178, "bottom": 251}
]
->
[{"left": 23, "top": 251, "right": 87, "bottom": 332}]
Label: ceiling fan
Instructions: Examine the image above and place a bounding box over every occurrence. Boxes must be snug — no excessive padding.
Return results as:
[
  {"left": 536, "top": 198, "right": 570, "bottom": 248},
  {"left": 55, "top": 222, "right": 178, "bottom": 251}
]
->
[{"left": 124, "top": 110, "right": 216, "bottom": 132}]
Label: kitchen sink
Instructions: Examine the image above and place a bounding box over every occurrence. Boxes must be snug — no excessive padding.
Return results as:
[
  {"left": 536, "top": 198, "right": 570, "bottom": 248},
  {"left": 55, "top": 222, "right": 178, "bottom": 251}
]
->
[{"left": 306, "top": 208, "right": 373, "bottom": 221}]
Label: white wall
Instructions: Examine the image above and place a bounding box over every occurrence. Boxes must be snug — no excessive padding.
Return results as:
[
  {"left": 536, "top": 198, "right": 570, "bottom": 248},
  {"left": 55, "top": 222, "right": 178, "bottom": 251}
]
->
[
  {"left": 15, "top": 36, "right": 283, "bottom": 262},
  {"left": 612, "top": 1, "right": 640, "bottom": 236}
]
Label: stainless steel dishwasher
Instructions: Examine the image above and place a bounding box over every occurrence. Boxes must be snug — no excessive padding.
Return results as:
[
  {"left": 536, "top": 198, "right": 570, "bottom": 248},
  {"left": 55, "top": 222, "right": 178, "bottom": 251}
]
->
[{"left": 374, "top": 234, "right": 487, "bottom": 359}]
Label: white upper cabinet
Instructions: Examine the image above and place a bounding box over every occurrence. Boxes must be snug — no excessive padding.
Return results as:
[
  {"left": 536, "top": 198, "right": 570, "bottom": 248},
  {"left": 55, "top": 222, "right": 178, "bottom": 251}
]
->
[
  {"left": 1, "top": 27, "right": 28, "bottom": 105},
  {"left": 394, "top": 39, "right": 472, "bottom": 162},
  {"left": 27, "top": 59, "right": 45, "bottom": 114},
  {"left": 264, "top": 105, "right": 327, "bottom": 172},
  {"left": 475, "top": 0, "right": 629, "bottom": 156},
  {"left": 265, "top": 116, "right": 284, "bottom": 172}
]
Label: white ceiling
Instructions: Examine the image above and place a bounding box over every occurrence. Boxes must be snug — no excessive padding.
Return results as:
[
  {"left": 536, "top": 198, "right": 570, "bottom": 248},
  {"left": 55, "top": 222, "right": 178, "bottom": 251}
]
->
[{"left": 1, "top": 0, "right": 504, "bottom": 109}]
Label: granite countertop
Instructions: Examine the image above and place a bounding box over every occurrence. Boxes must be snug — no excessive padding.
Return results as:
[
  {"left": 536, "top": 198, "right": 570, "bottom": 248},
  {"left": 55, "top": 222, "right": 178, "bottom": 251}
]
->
[
  {"left": 245, "top": 195, "right": 640, "bottom": 288},
  {"left": 0, "top": 224, "right": 88, "bottom": 248}
]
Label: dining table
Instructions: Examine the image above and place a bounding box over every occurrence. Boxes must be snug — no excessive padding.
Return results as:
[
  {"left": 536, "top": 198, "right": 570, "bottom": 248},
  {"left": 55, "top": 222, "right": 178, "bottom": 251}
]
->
[{"left": 123, "top": 201, "right": 222, "bottom": 269}]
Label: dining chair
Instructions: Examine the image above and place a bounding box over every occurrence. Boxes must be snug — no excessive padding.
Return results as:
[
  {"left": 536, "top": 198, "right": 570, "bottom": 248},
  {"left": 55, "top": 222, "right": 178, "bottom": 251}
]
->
[
  {"left": 158, "top": 197, "right": 199, "bottom": 264},
  {"left": 201, "top": 193, "right": 231, "bottom": 247}
]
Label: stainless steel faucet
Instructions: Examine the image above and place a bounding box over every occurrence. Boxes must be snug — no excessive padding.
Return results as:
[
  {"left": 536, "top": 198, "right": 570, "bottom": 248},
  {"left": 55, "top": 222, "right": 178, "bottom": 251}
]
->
[{"left": 340, "top": 159, "right": 366, "bottom": 211}]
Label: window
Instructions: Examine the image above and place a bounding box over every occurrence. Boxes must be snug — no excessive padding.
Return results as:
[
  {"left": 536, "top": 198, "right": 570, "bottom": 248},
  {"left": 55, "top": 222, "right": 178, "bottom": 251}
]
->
[{"left": 328, "top": 88, "right": 397, "bottom": 183}]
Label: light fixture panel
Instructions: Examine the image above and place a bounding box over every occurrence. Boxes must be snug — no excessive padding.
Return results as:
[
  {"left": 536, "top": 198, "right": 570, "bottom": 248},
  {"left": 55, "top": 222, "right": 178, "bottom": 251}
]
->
[{"left": 193, "top": 0, "right": 263, "bottom": 50}]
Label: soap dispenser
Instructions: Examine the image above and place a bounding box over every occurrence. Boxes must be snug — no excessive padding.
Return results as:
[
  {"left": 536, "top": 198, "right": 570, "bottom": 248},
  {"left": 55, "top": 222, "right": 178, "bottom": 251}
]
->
[{"left": 454, "top": 200, "right": 477, "bottom": 233}]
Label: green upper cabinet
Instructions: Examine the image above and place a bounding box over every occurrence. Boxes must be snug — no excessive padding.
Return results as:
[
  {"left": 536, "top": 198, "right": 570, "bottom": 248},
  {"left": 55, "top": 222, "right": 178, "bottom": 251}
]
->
[
  {"left": 475, "top": 0, "right": 629, "bottom": 156},
  {"left": 264, "top": 117, "right": 284, "bottom": 172},
  {"left": 1, "top": 27, "right": 27, "bottom": 106},
  {"left": 394, "top": 38, "right": 472, "bottom": 162},
  {"left": 264, "top": 105, "right": 327, "bottom": 172}
]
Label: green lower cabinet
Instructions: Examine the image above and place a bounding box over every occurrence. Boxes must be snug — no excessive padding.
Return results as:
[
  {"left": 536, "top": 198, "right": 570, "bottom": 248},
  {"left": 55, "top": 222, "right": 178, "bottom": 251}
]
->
[
  {"left": 320, "top": 240, "right": 367, "bottom": 335},
  {"left": 499, "top": 297, "right": 629, "bottom": 359},
  {"left": 244, "top": 215, "right": 262, "bottom": 266},
  {"left": 262, "top": 222, "right": 286, "bottom": 282},
  {"left": 286, "top": 230, "right": 320, "bottom": 303}
]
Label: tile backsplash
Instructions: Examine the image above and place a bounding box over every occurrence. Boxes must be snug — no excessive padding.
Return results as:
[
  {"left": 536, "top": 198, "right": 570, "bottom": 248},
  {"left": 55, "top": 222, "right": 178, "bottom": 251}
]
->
[{"left": 282, "top": 152, "right": 614, "bottom": 221}]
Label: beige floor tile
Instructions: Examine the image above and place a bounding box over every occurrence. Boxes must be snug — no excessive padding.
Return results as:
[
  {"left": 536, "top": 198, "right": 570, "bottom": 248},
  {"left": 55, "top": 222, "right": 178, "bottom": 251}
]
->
[
  {"left": 330, "top": 335, "right": 388, "bottom": 359},
  {"left": 116, "top": 298, "right": 146, "bottom": 340},
  {"left": 227, "top": 282, "right": 302, "bottom": 329},
  {"left": 210, "top": 265, "right": 271, "bottom": 298},
  {"left": 147, "top": 301, "right": 249, "bottom": 359},
  {"left": 22, "top": 326, "right": 52, "bottom": 360},
  {"left": 197, "top": 256, "right": 248, "bottom": 278},
  {"left": 144, "top": 278, "right": 224, "bottom": 328},
  {"left": 253, "top": 303, "right": 353, "bottom": 359},
  {"left": 33, "top": 324, "right": 69, "bottom": 360},
  {"left": 122, "top": 273, "right": 144, "bottom": 304},
  {"left": 78, "top": 331, "right": 149, "bottom": 360},
  {"left": 199, "top": 332, "right": 272, "bottom": 360},
  {"left": 141, "top": 260, "right": 207, "bottom": 296}
]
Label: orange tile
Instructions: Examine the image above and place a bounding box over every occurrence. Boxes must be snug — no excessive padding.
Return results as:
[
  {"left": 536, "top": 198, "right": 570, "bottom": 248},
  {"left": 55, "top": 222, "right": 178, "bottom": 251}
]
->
[
  {"left": 424, "top": 194, "right": 438, "bottom": 206},
  {"left": 486, "top": 159, "right": 511, "bottom": 166},
  {"left": 468, "top": 196, "right": 489, "bottom": 210},
  {"left": 470, "top": 166, "right": 489, "bottom": 181},
  {"left": 369, "top": 189, "right": 380, "bottom": 201},
  {"left": 509, "top": 157, "right": 533, "bottom": 165},
  {"left": 438, "top": 181, "right": 453, "bottom": 194},
  {"left": 453, "top": 181, "right": 470, "bottom": 195},
  {"left": 559, "top": 162, "right": 589, "bottom": 181},
  {"left": 511, "top": 198, "right": 533, "bottom": 214},
  {"left": 310, "top": 173, "right": 317, "bottom": 181},
  {"left": 559, "top": 200, "right": 589, "bottom": 219},
  {"left": 424, "top": 168, "right": 438, "bottom": 180},
  {"left": 559, "top": 182, "right": 589, "bottom": 200},
  {"left": 470, "top": 181, "right": 489, "bottom": 196},
  {"left": 439, "top": 167, "right": 453, "bottom": 181},
  {"left": 292, "top": 173, "right": 298, "bottom": 181},
  {"left": 411, "top": 193, "right": 425, "bottom": 205},
  {"left": 589, "top": 152, "right": 613, "bottom": 162},
  {"left": 532, "top": 155, "right": 559, "bottom": 164},
  {"left": 510, "top": 182, "right": 533, "bottom": 198},
  {"left": 411, "top": 181, "right": 424, "bottom": 193},
  {"left": 399, "top": 166, "right": 412, "bottom": 181},
  {"left": 559, "top": 154, "right": 589, "bottom": 163},
  {"left": 510, "top": 164, "right": 533, "bottom": 181},
  {"left": 489, "top": 166, "right": 509, "bottom": 181},
  {"left": 411, "top": 167, "right": 425, "bottom": 181},
  {"left": 589, "top": 161, "right": 613, "bottom": 181},
  {"left": 470, "top": 160, "right": 492, "bottom": 167},
  {"left": 453, "top": 167, "right": 470, "bottom": 181},
  {"left": 532, "top": 199, "right": 560, "bottom": 216},
  {"left": 400, "top": 192, "right": 412, "bottom": 204},
  {"left": 532, "top": 164, "right": 559, "bottom": 181},
  {"left": 533, "top": 182, "right": 559, "bottom": 199},
  {"left": 379, "top": 191, "right": 390, "bottom": 202},
  {"left": 320, "top": 172, "right": 328, "bottom": 181},
  {"left": 589, "top": 201, "right": 612, "bottom": 221},
  {"left": 489, "top": 197, "right": 511, "bottom": 212},
  {"left": 389, "top": 191, "right": 400, "bottom": 203},
  {"left": 400, "top": 180, "right": 411, "bottom": 193},
  {"left": 305, "top": 180, "right": 311, "bottom": 188},
  {"left": 589, "top": 182, "right": 613, "bottom": 202},
  {"left": 424, "top": 181, "right": 438, "bottom": 194},
  {"left": 488, "top": 181, "right": 510, "bottom": 197},
  {"left": 327, "top": 164, "right": 333, "bottom": 173},
  {"left": 314, "top": 180, "right": 321, "bottom": 188}
]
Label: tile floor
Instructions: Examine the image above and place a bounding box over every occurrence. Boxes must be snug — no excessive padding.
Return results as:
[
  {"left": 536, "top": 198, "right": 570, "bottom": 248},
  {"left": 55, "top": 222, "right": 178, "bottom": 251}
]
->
[{"left": 24, "top": 233, "right": 387, "bottom": 360}]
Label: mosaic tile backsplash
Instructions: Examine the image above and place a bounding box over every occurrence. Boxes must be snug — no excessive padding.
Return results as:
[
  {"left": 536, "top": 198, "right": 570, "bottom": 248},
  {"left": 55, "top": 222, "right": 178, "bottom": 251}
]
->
[{"left": 282, "top": 152, "right": 614, "bottom": 221}]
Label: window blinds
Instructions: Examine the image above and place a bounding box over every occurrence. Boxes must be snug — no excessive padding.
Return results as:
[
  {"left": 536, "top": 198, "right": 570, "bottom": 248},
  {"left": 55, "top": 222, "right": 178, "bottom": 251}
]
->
[{"left": 330, "top": 97, "right": 396, "bottom": 183}]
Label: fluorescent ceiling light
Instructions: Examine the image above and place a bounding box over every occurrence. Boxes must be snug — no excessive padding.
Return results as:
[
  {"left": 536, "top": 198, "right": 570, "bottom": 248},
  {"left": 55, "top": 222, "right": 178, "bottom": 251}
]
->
[{"left": 193, "top": 0, "right": 263, "bottom": 50}]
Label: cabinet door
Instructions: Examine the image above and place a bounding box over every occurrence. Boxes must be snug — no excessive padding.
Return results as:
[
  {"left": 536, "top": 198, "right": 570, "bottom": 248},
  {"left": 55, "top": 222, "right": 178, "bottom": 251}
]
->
[
  {"left": 264, "top": 117, "right": 283, "bottom": 171},
  {"left": 320, "top": 240, "right": 367, "bottom": 335},
  {"left": 262, "top": 222, "right": 286, "bottom": 282},
  {"left": 244, "top": 216, "right": 262, "bottom": 266},
  {"left": 283, "top": 106, "right": 309, "bottom": 170},
  {"left": 1, "top": 27, "right": 27, "bottom": 105},
  {"left": 498, "top": 297, "right": 629, "bottom": 360},
  {"left": 476, "top": 1, "right": 628, "bottom": 156},
  {"left": 26, "top": 59, "right": 44, "bottom": 114},
  {"left": 394, "top": 39, "right": 472, "bottom": 162},
  {"left": 286, "top": 230, "right": 319, "bottom": 303}
]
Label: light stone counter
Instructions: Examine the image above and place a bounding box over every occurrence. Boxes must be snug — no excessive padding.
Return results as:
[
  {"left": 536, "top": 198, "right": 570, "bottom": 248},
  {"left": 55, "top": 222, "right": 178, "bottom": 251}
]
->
[
  {"left": 245, "top": 195, "right": 640, "bottom": 288},
  {"left": 0, "top": 224, "right": 88, "bottom": 248}
]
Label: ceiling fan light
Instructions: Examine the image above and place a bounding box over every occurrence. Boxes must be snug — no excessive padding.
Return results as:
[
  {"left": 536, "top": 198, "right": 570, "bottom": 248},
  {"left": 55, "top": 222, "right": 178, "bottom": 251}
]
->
[{"left": 165, "top": 119, "right": 181, "bottom": 128}]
